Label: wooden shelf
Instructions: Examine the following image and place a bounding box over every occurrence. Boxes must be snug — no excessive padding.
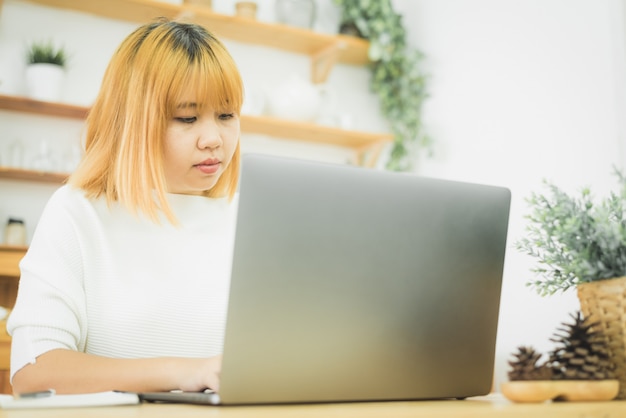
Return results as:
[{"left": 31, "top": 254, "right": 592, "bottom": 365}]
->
[
  {"left": 0, "top": 166, "right": 69, "bottom": 184},
  {"left": 0, "top": 95, "right": 392, "bottom": 168},
  {"left": 241, "top": 115, "right": 391, "bottom": 167},
  {"left": 0, "top": 94, "right": 88, "bottom": 119},
  {"left": 20, "top": 0, "right": 370, "bottom": 83}
]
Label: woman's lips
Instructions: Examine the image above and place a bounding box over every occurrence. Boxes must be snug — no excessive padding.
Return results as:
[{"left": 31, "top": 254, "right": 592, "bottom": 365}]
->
[{"left": 195, "top": 159, "right": 221, "bottom": 175}]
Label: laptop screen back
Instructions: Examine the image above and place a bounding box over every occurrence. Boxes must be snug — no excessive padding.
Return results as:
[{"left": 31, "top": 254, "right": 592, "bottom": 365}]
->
[{"left": 219, "top": 154, "right": 511, "bottom": 405}]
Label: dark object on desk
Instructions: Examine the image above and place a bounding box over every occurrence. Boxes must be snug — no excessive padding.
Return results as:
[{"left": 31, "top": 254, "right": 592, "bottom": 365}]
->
[
  {"left": 15, "top": 390, "right": 55, "bottom": 399},
  {"left": 139, "top": 390, "right": 218, "bottom": 405}
]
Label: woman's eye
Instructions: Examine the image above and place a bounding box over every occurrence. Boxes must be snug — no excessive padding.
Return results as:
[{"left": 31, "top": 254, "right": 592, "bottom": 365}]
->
[
  {"left": 175, "top": 117, "right": 197, "bottom": 124},
  {"left": 219, "top": 113, "right": 235, "bottom": 120}
]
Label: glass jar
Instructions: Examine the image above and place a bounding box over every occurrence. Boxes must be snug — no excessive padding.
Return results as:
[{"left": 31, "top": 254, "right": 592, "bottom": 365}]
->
[
  {"left": 275, "top": 0, "right": 316, "bottom": 29},
  {"left": 4, "top": 218, "right": 26, "bottom": 246}
]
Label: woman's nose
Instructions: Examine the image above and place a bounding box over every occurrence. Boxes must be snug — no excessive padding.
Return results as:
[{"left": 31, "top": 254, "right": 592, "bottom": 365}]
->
[{"left": 197, "top": 119, "right": 222, "bottom": 149}]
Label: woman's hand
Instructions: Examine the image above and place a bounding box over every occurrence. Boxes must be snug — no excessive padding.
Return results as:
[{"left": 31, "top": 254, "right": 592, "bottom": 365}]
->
[{"left": 177, "top": 355, "right": 223, "bottom": 392}]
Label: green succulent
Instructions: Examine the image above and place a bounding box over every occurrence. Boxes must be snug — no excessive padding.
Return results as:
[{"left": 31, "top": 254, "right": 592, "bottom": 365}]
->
[
  {"left": 333, "top": 0, "right": 431, "bottom": 171},
  {"left": 516, "top": 169, "right": 626, "bottom": 296},
  {"left": 26, "top": 40, "right": 67, "bottom": 67}
]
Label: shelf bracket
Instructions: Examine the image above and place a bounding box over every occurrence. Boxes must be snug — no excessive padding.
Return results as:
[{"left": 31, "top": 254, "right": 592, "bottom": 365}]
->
[
  {"left": 355, "top": 141, "right": 388, "bottom": 168},
  {"left": 311, "top": 41, "right": 346, "bottom": 84}
]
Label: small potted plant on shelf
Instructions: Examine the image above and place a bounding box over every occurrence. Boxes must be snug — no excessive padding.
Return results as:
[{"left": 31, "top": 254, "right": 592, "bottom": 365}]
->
[
  {"left": 332, "top": 0, "right": 430, "bottom": 171},
  {"left": 25, "top": 40, "right": 68, "bottom": 102},
  {"left": 516, "top": 169, "right": 626, "bottom": 398}
]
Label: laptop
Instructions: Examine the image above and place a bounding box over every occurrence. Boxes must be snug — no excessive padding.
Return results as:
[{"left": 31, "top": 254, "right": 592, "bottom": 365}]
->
[{"left": 140, "top": 153, "right": 511, "bottom": 405}]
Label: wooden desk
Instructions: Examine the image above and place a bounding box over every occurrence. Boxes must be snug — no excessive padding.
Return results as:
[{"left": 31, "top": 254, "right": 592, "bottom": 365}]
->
[{"left": 0, "top": 395, "right": 625, "bottom": 417}]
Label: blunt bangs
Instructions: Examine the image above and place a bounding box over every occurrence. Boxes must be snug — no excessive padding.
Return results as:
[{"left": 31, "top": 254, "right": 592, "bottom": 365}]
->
[{"left": 163, "top": 27, "right": 243, "bottom": 118}]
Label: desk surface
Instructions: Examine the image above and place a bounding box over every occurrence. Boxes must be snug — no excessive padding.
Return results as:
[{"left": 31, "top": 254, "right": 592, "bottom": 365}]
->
[{"left": 0, "top": 394, "right": 625, "bottom": 418}]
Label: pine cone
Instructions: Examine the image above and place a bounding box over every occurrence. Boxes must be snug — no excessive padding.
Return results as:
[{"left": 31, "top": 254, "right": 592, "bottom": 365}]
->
[
  {"left": 508, "top": 346, "right": 554, "bottom": 380},
  {"left": 548, "top": 311, "right": 615, "bottom": 380}
]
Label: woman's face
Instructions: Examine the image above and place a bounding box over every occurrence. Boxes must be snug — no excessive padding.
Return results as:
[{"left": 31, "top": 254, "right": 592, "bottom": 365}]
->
[{"left": 163, "top": 92, "right": 240, "bottom": 195}]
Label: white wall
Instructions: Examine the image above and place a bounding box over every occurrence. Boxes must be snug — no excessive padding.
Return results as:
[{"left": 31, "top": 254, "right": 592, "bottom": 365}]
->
[
  {"left": 394, "top": 0, "right": 626, "bottom": 388},
  {"left": 2, "top": 0, "right": 626, "bottom": 392}
]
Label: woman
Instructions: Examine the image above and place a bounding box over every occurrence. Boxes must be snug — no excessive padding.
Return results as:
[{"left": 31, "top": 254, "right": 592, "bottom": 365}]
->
[{"left": 7, "top": 18, "right": 243, "bottom": 394}]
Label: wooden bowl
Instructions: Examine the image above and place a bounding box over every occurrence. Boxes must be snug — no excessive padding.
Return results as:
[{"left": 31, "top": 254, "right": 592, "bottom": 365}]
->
[{"left": 501, "top": 380, "right": 619, "bottom": 403}]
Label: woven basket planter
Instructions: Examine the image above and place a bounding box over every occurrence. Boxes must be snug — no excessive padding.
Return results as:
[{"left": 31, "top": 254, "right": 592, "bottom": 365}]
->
[{"left": 577, "top": 276, "right": 626, "bottom": 399}]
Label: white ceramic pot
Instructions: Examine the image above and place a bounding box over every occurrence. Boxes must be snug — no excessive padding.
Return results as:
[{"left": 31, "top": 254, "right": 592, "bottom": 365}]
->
[
  {"left": 25, "top": 63, "right": 65, "bottom": 102},
  {"left": 266, "top": 75, "right": 329, "bottom": 122}
]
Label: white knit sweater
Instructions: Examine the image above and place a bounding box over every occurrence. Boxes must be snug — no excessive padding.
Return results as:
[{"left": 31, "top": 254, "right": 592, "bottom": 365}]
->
[{"left": 7, "top": 185, "right": 238, "bottom": 380}]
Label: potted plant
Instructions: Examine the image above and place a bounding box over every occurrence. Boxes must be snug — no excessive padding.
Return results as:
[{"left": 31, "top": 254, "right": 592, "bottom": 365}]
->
[
  {"left": 333, "top": 0, "right": 430, "bottom": 171},
  {"left": 516, "top": 169, "right": 626, "bottom": 398},
  {"left": 25, "top": 40, "right": 67, "bottom": 102}
]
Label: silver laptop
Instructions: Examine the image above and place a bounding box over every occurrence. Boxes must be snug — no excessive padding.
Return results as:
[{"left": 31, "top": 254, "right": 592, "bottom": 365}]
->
[{"left": 140, "top": 153, "right": 511, "bottom": 405}]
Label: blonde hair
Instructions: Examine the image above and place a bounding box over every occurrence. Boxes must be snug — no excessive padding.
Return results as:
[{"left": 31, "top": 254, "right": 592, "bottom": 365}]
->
[{"left": 69, "top": 19, "right": 243, "bottom": 223}]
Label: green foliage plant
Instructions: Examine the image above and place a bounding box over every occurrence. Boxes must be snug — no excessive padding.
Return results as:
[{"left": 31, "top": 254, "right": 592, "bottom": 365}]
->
[
  {"left": 26, "top": 40, "right": 67, "bottom": 68},
  {"left": 516, "top": 169, "right": 626, "bottom": 296},
  {"left": 333, "top": 0, "right": 430, "bottom": 171}
]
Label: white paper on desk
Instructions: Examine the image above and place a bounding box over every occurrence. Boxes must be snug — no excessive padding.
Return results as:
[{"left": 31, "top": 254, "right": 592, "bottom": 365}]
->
[{"left": 0, "top": 391, "right": 140, "bottom": 409}]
